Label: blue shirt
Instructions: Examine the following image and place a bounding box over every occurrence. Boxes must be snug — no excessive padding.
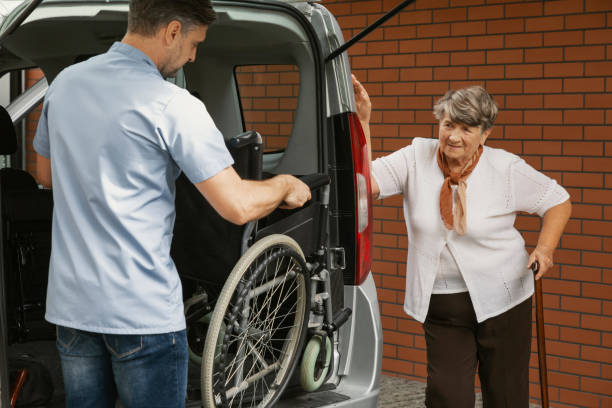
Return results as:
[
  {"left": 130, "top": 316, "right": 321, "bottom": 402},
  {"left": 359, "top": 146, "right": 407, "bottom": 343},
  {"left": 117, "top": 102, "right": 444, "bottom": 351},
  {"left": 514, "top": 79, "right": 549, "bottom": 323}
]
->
[{"left": 34, "top": 42, "right": 234, "bottom": 334}]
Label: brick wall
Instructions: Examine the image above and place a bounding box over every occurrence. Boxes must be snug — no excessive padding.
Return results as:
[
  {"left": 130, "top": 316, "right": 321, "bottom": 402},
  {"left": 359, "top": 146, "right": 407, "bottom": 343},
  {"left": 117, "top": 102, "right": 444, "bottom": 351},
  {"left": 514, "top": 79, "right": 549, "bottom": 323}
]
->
[
  {"left": 25, "top": 69, "right": 44, "bottom": 181},
  {"left": 235, "top": 64, "right": 300, "bottom": 152},
  {"left": 322, "top": 0, "right": 611, "bottom": 406}
]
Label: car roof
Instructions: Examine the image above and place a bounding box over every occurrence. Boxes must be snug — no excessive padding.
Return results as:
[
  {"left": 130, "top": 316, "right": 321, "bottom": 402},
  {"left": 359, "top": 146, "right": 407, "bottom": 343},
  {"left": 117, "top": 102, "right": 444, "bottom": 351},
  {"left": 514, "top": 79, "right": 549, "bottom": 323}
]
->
[{"left": 0, "top": 0, "right": 321, "bottom": 35}]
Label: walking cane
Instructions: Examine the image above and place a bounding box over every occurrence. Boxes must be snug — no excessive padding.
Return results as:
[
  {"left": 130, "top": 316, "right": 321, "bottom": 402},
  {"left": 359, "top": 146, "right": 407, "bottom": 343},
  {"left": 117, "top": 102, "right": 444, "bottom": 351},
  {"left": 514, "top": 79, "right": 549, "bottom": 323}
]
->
[{"left": 531, "top": 261, "right": 549, "bottom": 408}]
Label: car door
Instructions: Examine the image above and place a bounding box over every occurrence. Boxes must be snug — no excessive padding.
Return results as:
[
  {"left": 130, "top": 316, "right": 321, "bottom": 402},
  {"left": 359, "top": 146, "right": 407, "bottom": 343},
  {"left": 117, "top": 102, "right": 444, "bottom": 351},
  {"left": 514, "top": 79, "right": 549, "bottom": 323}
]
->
[{"left": 0, "top": 1, "right": 49, "bottom": 404}]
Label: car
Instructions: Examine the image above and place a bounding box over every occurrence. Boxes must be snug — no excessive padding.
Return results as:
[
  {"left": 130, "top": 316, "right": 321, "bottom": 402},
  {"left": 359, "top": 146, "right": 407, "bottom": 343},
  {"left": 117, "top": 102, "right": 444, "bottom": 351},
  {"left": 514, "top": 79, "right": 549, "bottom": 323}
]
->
[{"left": 0, "top": 0, "right": 385, "bottom": 407}]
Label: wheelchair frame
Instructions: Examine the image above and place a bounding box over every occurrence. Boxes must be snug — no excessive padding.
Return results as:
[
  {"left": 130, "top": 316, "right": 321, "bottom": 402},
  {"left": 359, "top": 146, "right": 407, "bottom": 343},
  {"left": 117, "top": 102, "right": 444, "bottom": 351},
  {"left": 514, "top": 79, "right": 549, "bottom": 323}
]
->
[{"left": 175, "top": 131, "right": 348, "bottom": 408}]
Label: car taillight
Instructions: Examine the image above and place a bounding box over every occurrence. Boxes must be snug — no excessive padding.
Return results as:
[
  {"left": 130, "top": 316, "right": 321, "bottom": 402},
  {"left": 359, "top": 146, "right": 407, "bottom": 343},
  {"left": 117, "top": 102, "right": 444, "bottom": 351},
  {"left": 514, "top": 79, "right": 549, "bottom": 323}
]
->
[{"left": 349, "top": 112, "right": 373, "bottom": 285}]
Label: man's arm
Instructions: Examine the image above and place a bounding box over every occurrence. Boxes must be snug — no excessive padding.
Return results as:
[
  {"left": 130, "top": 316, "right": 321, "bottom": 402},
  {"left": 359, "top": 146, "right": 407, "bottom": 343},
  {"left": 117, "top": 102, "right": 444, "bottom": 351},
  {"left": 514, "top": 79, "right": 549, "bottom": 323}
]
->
[
  {"left": 37, "top": 154, "right": 52, "bottom": 188},
  {"left": 195, "top": 166, "right": 311, "bottom": 225}
]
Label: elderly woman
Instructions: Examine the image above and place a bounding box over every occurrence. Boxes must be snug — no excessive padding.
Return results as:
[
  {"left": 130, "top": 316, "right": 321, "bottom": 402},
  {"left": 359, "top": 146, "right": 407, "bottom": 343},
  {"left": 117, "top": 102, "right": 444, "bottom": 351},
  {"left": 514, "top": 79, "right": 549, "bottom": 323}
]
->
[{"left": 352, "top": 76, "right": 572, "bottom": 407}]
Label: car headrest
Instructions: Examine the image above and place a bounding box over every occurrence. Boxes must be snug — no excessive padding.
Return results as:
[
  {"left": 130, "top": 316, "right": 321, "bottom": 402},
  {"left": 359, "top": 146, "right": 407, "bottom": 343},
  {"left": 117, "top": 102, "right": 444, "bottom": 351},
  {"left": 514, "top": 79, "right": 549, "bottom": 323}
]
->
[{"left": 0, "top": 106, "right": 17, "bottom": 155}]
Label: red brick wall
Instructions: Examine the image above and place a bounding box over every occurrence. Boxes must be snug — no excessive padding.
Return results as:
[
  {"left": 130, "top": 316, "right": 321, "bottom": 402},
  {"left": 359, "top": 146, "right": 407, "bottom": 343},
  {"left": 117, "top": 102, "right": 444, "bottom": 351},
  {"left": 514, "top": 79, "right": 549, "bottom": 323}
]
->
[
  {"left": 25, "top": 69, "right": 44, "bottom": 181},
  {"left": 235, "top": 65, "right": 300, "bottom": 152},
  {"left": 322, "top": 0, "right": 611, "bottom": 406}
]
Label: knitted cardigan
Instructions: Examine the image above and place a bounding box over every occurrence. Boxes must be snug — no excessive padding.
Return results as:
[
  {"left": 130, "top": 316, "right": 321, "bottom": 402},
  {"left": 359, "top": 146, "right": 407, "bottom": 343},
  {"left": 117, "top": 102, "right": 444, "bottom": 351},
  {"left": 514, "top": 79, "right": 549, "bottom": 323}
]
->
[{"left": 372, "top": 138, "right": 570, "bottom": 323}]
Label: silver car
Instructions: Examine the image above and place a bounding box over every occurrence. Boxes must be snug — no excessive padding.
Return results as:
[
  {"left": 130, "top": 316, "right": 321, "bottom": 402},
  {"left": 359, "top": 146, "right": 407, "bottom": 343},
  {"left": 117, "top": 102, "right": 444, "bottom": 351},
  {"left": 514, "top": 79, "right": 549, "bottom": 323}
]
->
[{"left": 0, "top": 1, "right": 384, "bottom": 407}]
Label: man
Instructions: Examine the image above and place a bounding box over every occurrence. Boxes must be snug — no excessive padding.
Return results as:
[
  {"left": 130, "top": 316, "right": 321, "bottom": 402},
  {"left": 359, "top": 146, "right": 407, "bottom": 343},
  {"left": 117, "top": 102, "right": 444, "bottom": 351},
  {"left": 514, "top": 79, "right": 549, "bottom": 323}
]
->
[{"left": 33, "top": 0, "right": 310, "bottom": 406}]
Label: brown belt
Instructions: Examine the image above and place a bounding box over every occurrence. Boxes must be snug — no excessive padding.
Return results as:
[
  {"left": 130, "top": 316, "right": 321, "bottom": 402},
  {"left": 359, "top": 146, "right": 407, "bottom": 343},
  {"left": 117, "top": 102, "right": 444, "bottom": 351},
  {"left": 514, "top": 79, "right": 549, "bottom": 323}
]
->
[{"left": 532, "top": 261, "right": 549, "bottom": 408}]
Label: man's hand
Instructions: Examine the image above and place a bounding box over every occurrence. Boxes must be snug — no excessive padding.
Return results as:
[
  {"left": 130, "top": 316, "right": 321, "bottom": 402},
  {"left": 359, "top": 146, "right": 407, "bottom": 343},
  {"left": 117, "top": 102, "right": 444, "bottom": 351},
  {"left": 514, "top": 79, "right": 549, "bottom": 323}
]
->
[
  {"left": 280, "top": 175, "right": 311, "bottom": 209},
  {"left": 352, "top": 74, "right": 371, "bottom": 124},
  {"left": 196, "top": 167, "right": 312, "bottom": 224}
]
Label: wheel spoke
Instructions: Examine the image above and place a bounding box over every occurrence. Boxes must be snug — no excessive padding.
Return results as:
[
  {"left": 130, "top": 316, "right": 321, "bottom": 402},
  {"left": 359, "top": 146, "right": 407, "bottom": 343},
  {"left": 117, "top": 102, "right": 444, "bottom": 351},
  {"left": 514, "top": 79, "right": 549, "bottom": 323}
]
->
[
  {"left": 225, "top": 362, "right": 281, "bottom": 400},
  {"left": 248, "top": 280, "right": 297, "bottom": 332},
  {"left": 247, "top": 270, "right": 296, "bottom": 301}
]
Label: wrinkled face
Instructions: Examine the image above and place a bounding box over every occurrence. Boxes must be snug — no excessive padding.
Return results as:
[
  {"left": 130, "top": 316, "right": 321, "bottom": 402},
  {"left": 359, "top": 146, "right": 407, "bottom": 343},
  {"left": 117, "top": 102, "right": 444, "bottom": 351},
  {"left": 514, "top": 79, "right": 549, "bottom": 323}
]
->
[
  {"left": 160, "top": 24, "right": 208, "bottom": 78},
  {"left": 438, "top": 114, "right": 490, "bottom": 167}
]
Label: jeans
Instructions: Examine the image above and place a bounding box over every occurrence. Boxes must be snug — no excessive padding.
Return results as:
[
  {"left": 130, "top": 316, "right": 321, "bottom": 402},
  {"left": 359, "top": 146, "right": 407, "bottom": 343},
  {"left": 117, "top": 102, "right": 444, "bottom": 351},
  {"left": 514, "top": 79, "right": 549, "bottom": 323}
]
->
[{"left": 56, "top": 326, "right": 188, "bottom": 408}]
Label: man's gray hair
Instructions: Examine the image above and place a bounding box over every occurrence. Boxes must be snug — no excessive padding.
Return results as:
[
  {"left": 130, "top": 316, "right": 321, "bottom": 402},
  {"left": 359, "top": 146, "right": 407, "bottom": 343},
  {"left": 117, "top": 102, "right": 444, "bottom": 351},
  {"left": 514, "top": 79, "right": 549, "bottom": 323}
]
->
[
  {"left": 128, "top": 0, "right": 216, "bottom": 36},
  {"left": 433, "top": 86, "right": 498, "bottom": 131}
]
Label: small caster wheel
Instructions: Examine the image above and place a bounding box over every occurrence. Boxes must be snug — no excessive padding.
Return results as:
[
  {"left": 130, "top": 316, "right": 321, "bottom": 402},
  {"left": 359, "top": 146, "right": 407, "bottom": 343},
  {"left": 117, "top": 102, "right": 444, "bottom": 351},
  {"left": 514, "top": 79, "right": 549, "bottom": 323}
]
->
[{"left": 300, "top": 335, "right": 332, "bottom": 392}]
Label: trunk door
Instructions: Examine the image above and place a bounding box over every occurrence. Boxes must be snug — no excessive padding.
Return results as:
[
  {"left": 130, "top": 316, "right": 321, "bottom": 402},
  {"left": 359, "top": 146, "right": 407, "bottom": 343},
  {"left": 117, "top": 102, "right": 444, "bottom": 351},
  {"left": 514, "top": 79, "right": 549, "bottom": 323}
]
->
[{"left": 0, "top": 0, "right": 43, "bottom": 72}]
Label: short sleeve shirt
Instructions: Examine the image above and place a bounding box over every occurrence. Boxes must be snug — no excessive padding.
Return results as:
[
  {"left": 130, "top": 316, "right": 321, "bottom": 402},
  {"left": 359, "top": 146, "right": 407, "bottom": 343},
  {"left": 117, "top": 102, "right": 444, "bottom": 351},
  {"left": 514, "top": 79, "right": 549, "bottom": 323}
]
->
[
  {"left": 371, "top": 139, "right": 570, "bottom": 322},
  {"left": 34, "top": 42, "right": 234, "bottom": 334},
  {"left": 372, "top": 143, "right": 569, "bottom": 217}
]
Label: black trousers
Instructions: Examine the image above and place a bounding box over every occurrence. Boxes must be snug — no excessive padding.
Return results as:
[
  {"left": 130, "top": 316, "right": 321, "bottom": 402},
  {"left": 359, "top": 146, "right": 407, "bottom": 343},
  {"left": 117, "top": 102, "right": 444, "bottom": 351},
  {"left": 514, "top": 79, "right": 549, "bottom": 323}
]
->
[{"left": 423, "top": 292, "right": 532, "bottom": 408}]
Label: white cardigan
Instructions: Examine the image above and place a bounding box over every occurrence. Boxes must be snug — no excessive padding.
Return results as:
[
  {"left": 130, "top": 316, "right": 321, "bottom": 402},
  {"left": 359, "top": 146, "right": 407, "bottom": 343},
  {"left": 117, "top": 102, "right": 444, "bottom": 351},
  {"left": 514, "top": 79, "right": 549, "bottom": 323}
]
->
[{"left": 372, "top": 138, "right": 569, "bottom": 323}]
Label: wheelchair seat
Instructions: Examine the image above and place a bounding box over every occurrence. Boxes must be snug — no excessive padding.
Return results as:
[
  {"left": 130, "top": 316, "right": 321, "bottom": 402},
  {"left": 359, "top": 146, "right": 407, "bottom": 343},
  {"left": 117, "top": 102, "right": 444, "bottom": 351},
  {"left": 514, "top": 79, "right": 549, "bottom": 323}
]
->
[{"left": 171, "top": 131, "right": 263, "bottom": 292}]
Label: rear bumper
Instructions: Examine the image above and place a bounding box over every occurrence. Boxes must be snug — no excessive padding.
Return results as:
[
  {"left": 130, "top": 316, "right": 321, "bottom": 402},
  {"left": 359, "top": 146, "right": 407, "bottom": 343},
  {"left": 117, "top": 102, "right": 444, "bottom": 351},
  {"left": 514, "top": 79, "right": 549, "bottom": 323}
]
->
[
  {"left": 333, "top": 383, "right": 380, "bottom": 407},
  {"left": 335, "top": 273, "right": 382, "bottom": 406}
]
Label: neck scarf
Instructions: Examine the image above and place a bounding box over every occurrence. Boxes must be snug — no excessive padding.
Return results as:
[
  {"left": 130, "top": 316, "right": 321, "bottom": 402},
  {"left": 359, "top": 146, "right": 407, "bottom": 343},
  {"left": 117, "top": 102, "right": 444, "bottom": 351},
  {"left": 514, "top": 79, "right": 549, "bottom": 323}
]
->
[{"left": 437, "top": 145, "right": 483, "bottom": 235}]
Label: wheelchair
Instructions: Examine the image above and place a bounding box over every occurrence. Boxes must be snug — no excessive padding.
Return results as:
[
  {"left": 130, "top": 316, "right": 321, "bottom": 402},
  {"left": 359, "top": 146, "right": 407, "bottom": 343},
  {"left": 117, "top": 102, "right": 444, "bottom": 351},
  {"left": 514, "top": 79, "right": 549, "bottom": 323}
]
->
[{"left": 172, "top": 131, "right": 350, "bottom": 408}]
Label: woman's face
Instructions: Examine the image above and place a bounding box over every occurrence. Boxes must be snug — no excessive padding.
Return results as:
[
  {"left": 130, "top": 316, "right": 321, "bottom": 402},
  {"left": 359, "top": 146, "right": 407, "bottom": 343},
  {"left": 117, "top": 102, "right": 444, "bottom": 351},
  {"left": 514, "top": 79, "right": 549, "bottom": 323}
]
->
[{"left": 438, "top": 114, "right": 491, "bottom": 167}]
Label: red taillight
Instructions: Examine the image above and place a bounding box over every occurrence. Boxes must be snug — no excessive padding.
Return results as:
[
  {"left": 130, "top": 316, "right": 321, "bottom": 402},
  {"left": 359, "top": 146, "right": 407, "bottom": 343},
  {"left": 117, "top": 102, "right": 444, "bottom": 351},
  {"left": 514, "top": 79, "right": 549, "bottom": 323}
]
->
[{"left": 348, "top": 112, "right": 373, "bottom": 285}]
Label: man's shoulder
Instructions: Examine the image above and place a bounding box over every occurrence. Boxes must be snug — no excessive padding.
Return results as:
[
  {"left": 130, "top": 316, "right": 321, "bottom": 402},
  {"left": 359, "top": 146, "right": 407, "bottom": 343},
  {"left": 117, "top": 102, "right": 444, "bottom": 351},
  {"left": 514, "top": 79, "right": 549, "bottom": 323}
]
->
[
  {"left": 48, "top": 52, "right": 109, "bottom": 91},
  {"left": 164, "top": 87, "right": 208, "bottom": 115},
  {"left": 157, "top": 88, "right": 221, "bottom": 137}
]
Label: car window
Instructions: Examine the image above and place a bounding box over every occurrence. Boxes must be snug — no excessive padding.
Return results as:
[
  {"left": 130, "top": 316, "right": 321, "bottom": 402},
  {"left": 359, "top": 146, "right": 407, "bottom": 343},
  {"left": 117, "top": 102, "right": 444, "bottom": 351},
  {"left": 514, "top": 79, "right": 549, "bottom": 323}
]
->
[
  {"left": 235, "top": 64, "right": 299, "bottom": 153},
  {"left": 0, "top": 71, "right": 14, "bottom": 168},
  {"left": 0, "top": 71, "right": 12, "bottom": 107}
]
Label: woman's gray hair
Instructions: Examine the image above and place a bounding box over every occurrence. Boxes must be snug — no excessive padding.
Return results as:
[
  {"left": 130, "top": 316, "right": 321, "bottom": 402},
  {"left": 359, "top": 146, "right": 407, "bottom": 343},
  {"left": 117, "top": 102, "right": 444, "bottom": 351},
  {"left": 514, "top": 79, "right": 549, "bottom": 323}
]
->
[{"left": 433, "top": 86, "right": 498, "bottom": 131}]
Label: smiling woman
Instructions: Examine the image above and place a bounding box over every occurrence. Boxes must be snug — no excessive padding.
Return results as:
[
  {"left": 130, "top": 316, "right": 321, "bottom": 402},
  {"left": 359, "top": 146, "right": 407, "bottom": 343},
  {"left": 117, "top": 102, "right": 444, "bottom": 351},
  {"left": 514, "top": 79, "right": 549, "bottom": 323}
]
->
[
  {"left": 433, "top": 87, "right": 497, "bottom": 236},
  {"left": 353, "top": 77, "right": 572, "bottom": 408},
  {"left": 434, "top": 87, "right": 496, "bottom": 173}
]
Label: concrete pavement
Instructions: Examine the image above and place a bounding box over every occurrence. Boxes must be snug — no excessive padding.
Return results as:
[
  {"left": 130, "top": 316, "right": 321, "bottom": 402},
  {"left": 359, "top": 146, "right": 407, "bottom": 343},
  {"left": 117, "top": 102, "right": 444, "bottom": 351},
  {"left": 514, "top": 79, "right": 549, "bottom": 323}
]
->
[{"left": 377, "top": 375, "right": 540, "bottom": 407}]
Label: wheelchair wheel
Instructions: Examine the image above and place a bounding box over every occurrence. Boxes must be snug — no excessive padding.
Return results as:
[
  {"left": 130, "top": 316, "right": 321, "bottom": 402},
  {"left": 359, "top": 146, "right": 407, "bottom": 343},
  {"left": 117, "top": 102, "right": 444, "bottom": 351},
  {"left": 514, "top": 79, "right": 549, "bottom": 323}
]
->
[{"left": 201, "top": 234, "right": 310, "bottom": 408}]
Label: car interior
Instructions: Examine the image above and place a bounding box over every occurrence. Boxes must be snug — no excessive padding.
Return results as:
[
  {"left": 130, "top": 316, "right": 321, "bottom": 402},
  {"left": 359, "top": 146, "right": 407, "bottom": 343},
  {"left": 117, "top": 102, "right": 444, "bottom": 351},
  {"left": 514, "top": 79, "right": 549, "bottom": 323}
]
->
[{"left": 0, "top": 2, "right": 353, "bottom": 407}]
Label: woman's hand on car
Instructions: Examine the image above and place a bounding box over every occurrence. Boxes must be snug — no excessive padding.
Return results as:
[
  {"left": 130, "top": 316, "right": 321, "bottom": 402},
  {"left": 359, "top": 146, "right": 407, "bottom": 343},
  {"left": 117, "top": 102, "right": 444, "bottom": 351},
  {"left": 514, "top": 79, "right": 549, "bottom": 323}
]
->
[
  {"left": 351, "top": 73, "right": 380, "bottom": 199},
  {"left": 528, "top": 245, "right": 554, "bottom": 280},
  {"left": 352, "top": 74, "right": 371, "bottom": 124}
]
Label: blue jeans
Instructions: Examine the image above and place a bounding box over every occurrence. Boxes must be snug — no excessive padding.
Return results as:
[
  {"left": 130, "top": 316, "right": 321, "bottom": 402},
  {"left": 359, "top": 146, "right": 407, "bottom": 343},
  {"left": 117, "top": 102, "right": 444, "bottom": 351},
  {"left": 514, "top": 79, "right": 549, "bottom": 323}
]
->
[{"left": 56, "top": 326, "right": 188, "bottom": 408}]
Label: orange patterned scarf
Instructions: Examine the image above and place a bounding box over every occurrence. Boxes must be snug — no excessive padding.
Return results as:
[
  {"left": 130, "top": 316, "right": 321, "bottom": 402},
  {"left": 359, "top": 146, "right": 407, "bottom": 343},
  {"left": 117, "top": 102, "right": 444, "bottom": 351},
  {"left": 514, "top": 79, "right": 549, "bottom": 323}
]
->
[{"left": 436, "top": 145, "right": 483, "bottom": 235}]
